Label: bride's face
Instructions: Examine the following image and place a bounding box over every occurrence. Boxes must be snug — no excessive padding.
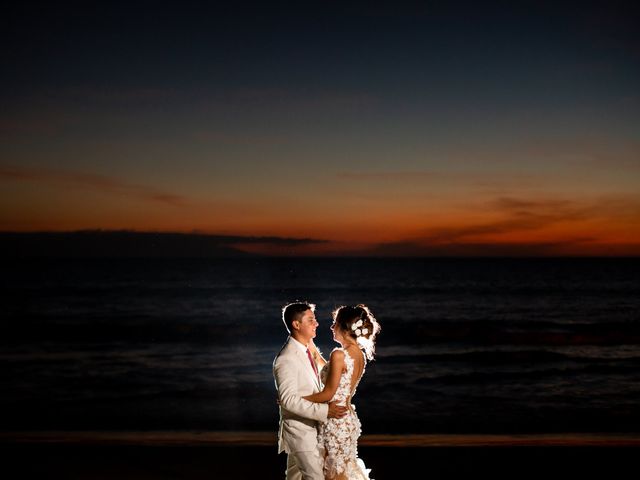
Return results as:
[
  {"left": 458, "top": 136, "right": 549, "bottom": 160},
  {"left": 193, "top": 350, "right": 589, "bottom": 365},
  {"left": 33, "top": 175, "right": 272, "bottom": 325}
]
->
[{"left": 330, "top": 321, "right": 347, "bottom": 344}]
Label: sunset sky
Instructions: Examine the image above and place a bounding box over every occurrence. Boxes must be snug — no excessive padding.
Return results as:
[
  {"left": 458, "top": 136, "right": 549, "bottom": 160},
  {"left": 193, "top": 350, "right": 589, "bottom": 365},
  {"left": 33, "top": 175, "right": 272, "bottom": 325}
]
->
[{"left": 1, "top": 1, "right": 639, "bottom": 256}]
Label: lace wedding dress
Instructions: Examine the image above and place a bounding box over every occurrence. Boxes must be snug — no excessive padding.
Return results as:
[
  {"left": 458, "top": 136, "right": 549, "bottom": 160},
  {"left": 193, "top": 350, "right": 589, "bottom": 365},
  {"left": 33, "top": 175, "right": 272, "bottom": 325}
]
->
[{"left": 317, "top": 347, "right": 372, "bottom": 480}]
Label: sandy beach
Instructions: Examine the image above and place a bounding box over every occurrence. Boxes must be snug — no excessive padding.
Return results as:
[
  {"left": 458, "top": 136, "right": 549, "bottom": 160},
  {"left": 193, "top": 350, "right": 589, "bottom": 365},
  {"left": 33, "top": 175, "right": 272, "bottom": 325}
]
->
[{"left": 2, "top": 431, "right": 638, "bottom": 479}]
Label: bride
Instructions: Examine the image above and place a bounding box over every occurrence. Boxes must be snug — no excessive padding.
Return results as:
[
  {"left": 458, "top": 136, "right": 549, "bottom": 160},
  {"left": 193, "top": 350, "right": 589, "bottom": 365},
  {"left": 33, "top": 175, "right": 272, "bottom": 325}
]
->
[{"left": 304, "top": 304, "right": 381, "bottom": 480}]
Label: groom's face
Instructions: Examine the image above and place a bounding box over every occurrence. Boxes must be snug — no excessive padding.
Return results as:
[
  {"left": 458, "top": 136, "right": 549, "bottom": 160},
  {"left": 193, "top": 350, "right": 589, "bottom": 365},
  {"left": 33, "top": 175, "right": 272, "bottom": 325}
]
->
[{"left": 295, "top": 309, "right": 318, "bottom": 341}]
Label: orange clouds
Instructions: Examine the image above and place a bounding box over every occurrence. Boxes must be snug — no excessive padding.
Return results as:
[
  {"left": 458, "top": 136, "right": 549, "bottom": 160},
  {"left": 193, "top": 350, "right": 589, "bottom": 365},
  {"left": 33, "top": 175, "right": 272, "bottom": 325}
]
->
[
  {"left": 0, "top": 165, "right": 188, "bottom": 207},
  {"left": 0, "top": 164, "right": 267, "bottom": 232},
  {"left": 1, "top": 163, "right": 639, "bottom": 256},
  {"left": 362, "top": 194, "right": 640, "bottom": 256}
]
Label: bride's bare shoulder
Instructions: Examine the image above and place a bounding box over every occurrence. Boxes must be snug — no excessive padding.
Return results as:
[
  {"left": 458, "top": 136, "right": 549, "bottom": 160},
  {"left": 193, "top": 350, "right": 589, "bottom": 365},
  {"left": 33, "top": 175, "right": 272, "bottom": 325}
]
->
[{"left": 330, "top": 348, "right": 345, "bottom": 360}]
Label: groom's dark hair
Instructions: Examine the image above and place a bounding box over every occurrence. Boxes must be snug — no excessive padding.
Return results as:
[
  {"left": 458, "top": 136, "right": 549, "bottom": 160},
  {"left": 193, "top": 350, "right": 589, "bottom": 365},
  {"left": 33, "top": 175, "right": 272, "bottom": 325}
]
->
[{"left": 282, "top": 301, "right": 315, "bottom": 334}]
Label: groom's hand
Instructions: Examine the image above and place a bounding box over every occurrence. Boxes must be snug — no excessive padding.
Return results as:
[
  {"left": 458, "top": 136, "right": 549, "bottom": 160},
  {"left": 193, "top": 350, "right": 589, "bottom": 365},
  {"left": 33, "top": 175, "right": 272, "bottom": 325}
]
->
[{"left": 327, "top": 401, "right": 348, "bottom": 419}]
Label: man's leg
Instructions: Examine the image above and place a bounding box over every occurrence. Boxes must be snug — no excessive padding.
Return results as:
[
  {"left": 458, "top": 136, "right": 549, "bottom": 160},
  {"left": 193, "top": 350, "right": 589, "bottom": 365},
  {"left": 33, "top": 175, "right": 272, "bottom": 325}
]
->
[
  {"left": 286, "top": 450, "right": 323, "bottom": 480},
  {"left": 286, "top": 453, "right": 302, "bottom": 480}
]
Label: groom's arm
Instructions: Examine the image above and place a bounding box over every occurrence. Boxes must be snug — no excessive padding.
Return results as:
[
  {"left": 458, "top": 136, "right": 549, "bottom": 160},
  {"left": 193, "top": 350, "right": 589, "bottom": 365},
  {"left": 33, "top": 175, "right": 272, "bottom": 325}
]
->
[{"left": 274, "top": 357, "right": 329, "bottom": 422}]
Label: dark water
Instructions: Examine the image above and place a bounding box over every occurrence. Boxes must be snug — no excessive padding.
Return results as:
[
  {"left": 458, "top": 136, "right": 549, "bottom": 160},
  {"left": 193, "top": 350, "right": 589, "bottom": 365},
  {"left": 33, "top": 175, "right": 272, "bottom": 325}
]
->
[{"left": 1, "top": 257, "right": 639, "bottom": 434}]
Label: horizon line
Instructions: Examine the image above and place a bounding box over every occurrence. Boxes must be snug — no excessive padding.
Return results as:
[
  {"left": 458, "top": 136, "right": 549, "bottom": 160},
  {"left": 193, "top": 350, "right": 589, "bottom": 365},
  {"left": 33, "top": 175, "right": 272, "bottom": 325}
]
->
[
  {"left": 2, "top": 230, "right": 639, "bottom": 258},
  {"left": 2, "top": 430, "right": 639, "bottom": 447}
]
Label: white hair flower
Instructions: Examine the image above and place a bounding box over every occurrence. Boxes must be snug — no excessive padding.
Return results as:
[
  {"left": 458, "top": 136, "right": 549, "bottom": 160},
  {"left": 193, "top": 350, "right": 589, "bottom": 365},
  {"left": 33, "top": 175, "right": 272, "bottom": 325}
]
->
[
  {"left": 351, "top": 319, "right": 363, "bottom": 331},
  {"left": 361, "top": 328, "right": 368, "bottom": 335},
  {"left": 355, "top": 328, "right": 362, "bottom": 336}
]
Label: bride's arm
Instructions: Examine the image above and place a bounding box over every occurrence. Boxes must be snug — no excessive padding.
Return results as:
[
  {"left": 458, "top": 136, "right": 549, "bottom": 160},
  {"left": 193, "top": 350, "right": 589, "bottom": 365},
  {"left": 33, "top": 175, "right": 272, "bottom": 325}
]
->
[
  {"left": 308, "top": 339, "right": 327, "bottom": 368},
  {"left": 303, "top": 350, "right": 344, "bottom": 403}
]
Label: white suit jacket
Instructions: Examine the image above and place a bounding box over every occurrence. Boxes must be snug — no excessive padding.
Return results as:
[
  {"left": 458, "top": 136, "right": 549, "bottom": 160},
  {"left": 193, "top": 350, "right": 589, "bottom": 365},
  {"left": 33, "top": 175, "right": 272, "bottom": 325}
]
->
[{"left": 273, "top": 337, "right": 329, "bottom": 453}]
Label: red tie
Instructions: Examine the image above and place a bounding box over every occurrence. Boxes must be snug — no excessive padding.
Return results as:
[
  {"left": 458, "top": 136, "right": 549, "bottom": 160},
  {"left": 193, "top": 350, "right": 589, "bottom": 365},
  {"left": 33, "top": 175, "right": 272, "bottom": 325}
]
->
[{"left": 306, "top": 348, "right": 319, "bottom": 378}]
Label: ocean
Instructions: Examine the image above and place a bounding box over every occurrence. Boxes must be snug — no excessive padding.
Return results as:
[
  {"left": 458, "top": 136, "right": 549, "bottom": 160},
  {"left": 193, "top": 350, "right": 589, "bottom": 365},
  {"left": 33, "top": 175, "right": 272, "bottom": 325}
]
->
[{"left": 2, "top": 257, "right": 639, "bottom": 434}]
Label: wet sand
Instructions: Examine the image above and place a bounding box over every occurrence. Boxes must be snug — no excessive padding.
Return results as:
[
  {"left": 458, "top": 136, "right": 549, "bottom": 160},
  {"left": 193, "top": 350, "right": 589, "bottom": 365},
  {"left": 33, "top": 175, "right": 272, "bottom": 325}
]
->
[{"left": 2, "top": 431, "right": 639, "bottom": 479}]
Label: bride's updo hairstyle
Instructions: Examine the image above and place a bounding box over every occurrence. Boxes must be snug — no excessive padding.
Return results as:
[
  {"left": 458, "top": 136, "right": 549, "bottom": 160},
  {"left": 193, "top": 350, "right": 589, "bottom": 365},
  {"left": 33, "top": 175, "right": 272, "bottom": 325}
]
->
[{"left": 333, "top": 304, "right": 381, "bottom": 361}]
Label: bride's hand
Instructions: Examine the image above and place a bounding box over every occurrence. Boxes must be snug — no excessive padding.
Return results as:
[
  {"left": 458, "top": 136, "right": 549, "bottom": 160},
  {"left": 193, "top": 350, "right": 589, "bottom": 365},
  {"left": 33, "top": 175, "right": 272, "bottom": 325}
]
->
[
  {"left": 308, "top": 339, "right": 326, "bottom": 366},
  {"left": 308, "top": 339, "right": 319, "bottom": 359}
]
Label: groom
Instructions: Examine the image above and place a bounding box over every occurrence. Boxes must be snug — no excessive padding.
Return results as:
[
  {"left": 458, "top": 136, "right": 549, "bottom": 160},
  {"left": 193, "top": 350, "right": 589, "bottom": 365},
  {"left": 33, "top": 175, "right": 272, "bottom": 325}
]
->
[{"left": 273, "top": 301, "right": 347, "bottom": 480}]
